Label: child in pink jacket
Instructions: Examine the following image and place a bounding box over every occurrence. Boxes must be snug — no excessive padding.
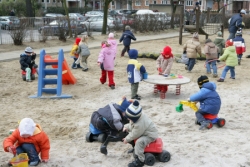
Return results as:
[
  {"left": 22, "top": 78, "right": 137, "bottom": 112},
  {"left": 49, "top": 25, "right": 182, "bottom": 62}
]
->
[{"left": 97, "top": 33, "right": 118, "bottom": 90}]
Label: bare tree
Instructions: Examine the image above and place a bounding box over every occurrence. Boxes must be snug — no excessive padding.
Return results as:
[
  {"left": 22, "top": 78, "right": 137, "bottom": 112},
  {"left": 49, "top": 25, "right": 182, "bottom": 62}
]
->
[
  {"left": 102, "top": 0, "right": 112, "bottom": 35},
  {"left": 62, "top": 0, "right": 72, "bottom": 38},
  {"left": 170, "top": 0, "right": 181, "bottom": 29}
]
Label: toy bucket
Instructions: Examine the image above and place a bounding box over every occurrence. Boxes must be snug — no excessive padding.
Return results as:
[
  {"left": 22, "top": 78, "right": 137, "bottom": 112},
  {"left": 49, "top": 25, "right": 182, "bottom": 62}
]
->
[
  {"left": 10, "top": 153, "right": 29, "bottom": 167},
  {"left": 143, "top": 73, "right": 148, "bottom": 79}
]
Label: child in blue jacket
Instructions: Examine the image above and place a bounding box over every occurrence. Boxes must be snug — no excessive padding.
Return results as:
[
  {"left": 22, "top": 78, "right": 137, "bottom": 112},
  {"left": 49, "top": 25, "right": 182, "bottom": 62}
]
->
[
  {"left": 189, "top": 75, "right": 221, "bottom": 130},
  {"left": 127, "top": 49, "right": 146, "bottom": 100},
  {"left": 120, "top": 26, "right": 136, "bottom": 57}
]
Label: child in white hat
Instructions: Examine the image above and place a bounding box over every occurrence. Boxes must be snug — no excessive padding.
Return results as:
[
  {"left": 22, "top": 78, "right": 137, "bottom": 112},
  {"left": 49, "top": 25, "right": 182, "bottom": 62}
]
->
[
  {"left": 123, "top": 101, "right": 158, "bottom": 167},
  {"left": 3, "top": 118, "right": 50, "bottom": 166}
]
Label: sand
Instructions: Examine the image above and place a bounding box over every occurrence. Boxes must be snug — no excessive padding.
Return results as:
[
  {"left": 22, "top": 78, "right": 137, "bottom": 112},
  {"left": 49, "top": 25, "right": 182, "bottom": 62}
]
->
[{"left": 0, "top": 30, "right": 250, "bottom": 167}]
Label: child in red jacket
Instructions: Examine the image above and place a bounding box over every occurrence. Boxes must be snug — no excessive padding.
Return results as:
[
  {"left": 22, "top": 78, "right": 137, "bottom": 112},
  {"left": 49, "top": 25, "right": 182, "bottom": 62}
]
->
[
  {"left": 3, "top": 118, "right": 50, "bottom": 166},
  {"left": 233, "top": 30, "right": 246, "bottom": 65}
]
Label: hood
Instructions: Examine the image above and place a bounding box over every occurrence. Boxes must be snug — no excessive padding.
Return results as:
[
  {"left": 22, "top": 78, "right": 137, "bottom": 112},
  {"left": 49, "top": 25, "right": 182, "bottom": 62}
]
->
[
  {"left": 202, "top": 82, "right": 216, "bottom": 91},
  {"left": 128, "top": 49, "right": 138, "bottom": 59},
  {"left": 206, "top": 42, "right": 216, "bottom": 48},
  {"left": 108, "top": 39, "right": 117, "bottom": 46},
  {"left": 75, "top": 37, "right": 81, "bottom": 45},
  {"left": 226, "top": 45, "right": 236, "bottom": 52}
]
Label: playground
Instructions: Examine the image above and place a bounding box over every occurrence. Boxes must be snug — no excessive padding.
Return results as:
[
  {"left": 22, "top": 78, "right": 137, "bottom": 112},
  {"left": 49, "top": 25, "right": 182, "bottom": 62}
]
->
[{"left": 0, "top": 30, "right": 250, "bottom": 166}]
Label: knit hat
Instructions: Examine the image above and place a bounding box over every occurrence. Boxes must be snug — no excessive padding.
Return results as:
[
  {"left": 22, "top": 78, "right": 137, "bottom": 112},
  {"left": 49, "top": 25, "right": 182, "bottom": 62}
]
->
[
  {"left": 197, "top": 75, "right": 209, "bottom": 88},
  {"left": 109, "top": 33, "right": 114, "bottom": 38},
  {"left": 25, "top": 47, "right": 33, "bottom": 53},
  {"left": 75, "top": 37, "right": 81, "bottom": 45},
  {"left": 205, "top": 38, "right": 212, "bottom": 44},
  {"left": 125, "top": 25, "right": 130, "bottom": 30},
  {"left": 19, "top": 118, "right": 36, "bottom": 136},
  {"left": 118, "top": 98, "right": 131, "bottom": 112},
  {"left": 128, "top": 49, "right": 138, "bottom": 59},
  {"left": 193, "top": 32, "right": 199, "bottom": 39},
  {"left": 162, "top": 46, "right": 172, "bottom": 55},
  {"left": 226, "top": 39, "right": 233, "bottom": 47},
  {"left": 125, "top": 101, "right": 142, "bottom": 123},
  {"left": 217, "top": 31, "right": 222, "bottom": 37}
]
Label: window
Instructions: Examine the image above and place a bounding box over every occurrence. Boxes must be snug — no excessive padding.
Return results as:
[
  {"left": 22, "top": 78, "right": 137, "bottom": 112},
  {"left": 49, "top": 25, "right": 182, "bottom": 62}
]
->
[
  {"left": 162, "top": 0, "right": 167, "bottom": 4},
  {"left": 112, "top": 1, "right": 114, "bottom": 5},
  {"left": 186, "top": 0, "right": 193, "bottom": 6},
  {"left": 42, "top": 0, "right": 49, "bottom": 3},
  {"left": 153, "top": 1, "right": 156, "bottom": 4},
  {"left": 199, "top": 1, "right": 202, "bottom": 5},
  {"left": 145, "top": 0, "right": 149, "bottom": 6},
  {"left": 135, "top": 0, "right": 141, "bottom": 6}
]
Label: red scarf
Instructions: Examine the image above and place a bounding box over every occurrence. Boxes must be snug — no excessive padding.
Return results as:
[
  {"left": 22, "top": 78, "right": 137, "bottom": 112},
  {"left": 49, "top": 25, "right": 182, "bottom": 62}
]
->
[{"left": 162, "top": 53, "right": 173, "bottom": 59}]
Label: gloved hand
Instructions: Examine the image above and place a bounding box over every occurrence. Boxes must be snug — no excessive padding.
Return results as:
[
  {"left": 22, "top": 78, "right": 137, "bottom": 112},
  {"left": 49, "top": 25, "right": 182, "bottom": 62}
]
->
[{"left": 8, "top": 146, "right": 16, "bottom": 155}]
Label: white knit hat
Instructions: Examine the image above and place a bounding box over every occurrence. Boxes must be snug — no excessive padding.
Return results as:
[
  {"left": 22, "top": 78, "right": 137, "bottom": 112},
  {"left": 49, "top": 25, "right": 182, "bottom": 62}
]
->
[
  {"left": 109, "top": 33, "right": 114, "bottom": 38},
  {"left": 193, "top": 32, "right": 199, "bottom": 39},
  {"left": 19, "top": 118, "right": 36, "bottom": 136}
]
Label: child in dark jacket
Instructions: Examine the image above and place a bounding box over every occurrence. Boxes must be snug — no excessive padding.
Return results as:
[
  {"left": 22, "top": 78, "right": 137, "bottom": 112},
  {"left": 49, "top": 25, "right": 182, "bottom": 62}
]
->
[
  {"left": 19, "top": 47, "right": 38, "bottom": 82},
  {"left": 233, "top": 30, "right": 245, "bottom": 65},
  {"left": 127, "top": 49, "right": 146, "bottom": 100},
  {"left": 119, "top": 26, "right": 136, "bottom": 57},
  {"left": 189, "top": 75, "right": 221, "bottom": 130},
  {"left": 213, "top": 31, "right": 225, "bottom": 60}
]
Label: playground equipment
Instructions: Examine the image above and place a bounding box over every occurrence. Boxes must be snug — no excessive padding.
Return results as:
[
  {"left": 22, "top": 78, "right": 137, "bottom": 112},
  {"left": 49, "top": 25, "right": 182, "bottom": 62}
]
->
[
  {"left": 29, "top": 49, "right": 76, "bottom": 99},
  {"left": 133, "top": 138, "right": 171, "bottom": 166},
  {"left": 176, "top": 100, "right": 226, "bottom": 129}
]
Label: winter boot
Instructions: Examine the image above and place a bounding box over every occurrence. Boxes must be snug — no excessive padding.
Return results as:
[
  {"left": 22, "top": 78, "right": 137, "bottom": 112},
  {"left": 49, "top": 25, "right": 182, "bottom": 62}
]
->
[
  {"left": 199, "top": 121, "right": 209, "bottom": 130},
  {"left": 128, "top": 157, "right": 144, "bottom": 167}
]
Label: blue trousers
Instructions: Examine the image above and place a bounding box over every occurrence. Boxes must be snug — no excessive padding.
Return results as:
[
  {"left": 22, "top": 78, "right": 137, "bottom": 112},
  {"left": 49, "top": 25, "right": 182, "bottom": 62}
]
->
[
  {"left": 220, "top": 66, "right": 235, "bottom": 79},
  {"left": 195, "top": 110, "right": 209, "bottom": 123},
  {"left": 187, "top": 58, "right": 196, "bottom": 71},
  {"left": 206, "top": 59, "right": 217, "bottom": 74},
  {"left": 16, "top": 143, "right": 40, "bottom": 163}
]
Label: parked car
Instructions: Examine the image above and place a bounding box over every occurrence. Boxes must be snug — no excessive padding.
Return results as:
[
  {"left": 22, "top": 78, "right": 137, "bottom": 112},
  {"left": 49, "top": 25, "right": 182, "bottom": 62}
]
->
[
  {"left": 84, "top": 11, "right": 104, "bottom": 17},
  {"left": 38, "top": 20, "right": 86, "bottom": 36},
  {"left": 43, "top": 13, "right": 65, "bottom": 24},
  {"left": 69, "top": 13, "right": 87, "bottom": 22},
  {"left": 136, "top": 9, "right": 155, "bottom": 15},
  {"left": 0, "top": 16, "right": 20, "bottom": 30},
  {"left": 81, "top": 16, "right": 122, "bottom": 31}
]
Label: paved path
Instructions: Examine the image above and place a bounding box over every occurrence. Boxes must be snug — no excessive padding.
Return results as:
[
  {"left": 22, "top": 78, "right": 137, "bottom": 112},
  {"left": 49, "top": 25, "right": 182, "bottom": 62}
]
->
[{"left": 0, "top": 32, "right": 190, "bottom": 62}]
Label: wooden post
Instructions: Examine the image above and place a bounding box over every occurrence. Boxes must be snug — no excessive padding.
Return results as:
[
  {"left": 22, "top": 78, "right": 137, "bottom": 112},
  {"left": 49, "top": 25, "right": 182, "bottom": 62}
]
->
[
  {"left": 179, "top": 5, "right": 184, "bottom": 45},
  {"left": 195, "top": 5, "right": 201, "bottom": 33},
  {"left": 222, "top": 5, "right": 226, "bottom": 38}
]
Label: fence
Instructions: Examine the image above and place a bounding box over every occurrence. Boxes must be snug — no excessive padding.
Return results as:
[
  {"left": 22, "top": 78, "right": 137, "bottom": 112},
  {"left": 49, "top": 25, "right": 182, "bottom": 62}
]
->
[{"left": 0, "top": 14, "right": 179, "bottom": 45}]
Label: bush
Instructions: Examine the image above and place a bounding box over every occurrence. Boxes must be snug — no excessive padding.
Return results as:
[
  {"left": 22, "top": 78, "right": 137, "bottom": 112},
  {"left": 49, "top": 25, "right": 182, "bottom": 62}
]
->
[{"left": 9, "top": 18, "right": 29, "bottom": 45}]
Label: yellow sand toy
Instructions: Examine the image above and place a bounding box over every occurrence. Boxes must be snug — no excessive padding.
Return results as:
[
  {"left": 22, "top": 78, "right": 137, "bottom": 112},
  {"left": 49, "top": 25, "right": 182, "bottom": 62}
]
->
[
  {"left": 176, "top": 100, "right": 198, "bottom": 112},
  {"left": 176, "top": 100, "right": 226, "bottom": 128}
]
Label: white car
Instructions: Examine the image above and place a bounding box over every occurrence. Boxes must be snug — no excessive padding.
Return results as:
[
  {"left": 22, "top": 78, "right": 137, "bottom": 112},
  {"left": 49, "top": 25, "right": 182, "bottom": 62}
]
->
[{"left": 136, "top": 10, "right": 155, "bottom": 15}]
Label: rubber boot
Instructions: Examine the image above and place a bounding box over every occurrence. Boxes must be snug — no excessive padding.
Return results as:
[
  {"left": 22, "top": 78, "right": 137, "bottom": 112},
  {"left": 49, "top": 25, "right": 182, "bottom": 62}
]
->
[
  {"left": 128, "top": 157, "right": 144, "bottom": 167},
  {"left": 199, "top": 121, "right": 209, "bottom": 130}
]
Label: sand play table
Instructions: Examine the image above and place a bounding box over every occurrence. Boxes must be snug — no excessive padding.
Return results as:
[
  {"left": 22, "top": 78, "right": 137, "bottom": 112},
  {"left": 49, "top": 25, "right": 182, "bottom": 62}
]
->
[{"left": 143, "top": 74, "right": 190, "bottom": 99}]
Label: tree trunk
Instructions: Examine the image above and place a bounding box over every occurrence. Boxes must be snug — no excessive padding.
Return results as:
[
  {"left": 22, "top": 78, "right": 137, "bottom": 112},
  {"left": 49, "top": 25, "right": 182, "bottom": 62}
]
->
[
  {"left": 62, "top": 0, "right": 72, "bottom": 38},
  {"left": 170, "top": 0, "right": 178, "bottom": 29},
  {"left": 102, "top": 0, "right": 111, "bottom": 35}
]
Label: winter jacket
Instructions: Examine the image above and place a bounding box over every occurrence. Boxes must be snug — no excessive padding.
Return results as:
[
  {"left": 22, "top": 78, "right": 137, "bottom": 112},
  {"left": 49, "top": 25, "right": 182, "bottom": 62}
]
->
[
  {"left": 190, "top": 82, "right": 221, "bottom": 115},
  {"left": 204, "top": 41, "right": 219, "bottom": 59},
  {"left": 219, "top": 46, "right": 238, "bottom": 67},
  {"left": 233, "top": 36, "right": 245, "bottom": 55},
  {"left": 214, "top": 37, "right": 225, "bottom": 54},
  {"left": 97, "top": 45, "right": 116, "bottom": 71},
  {"left": 228, "top": 13, "right": 244, "bottom": 34},
  {"left": 119, "top": 30, "right": 136, "bottom": 46},
  {"left": 77, "top": 42, "right": 90, "bottom": 56},
  {"left": 70, "top": 37, "right": 81, "bottom": 58},
  {"left": 183, "top": 38, "right": 202, "bottom": 58},
  {"left": 107, "top": 38, "right": 118, "bottom": 56},
  {"left": 91, "top": 103, "right": 129, "bottom": 132},
  {"left": 124, "top": 113, "right": 158, "bottom": 143},
  {"left": 3, "top": 124, "right": 50, "bottom": 160},
  {"left": 156, "top": 54, "right": 174, "bottom": 75},
  {"left": 19, "top": 53, "right": 37, "bottom": 71}
]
